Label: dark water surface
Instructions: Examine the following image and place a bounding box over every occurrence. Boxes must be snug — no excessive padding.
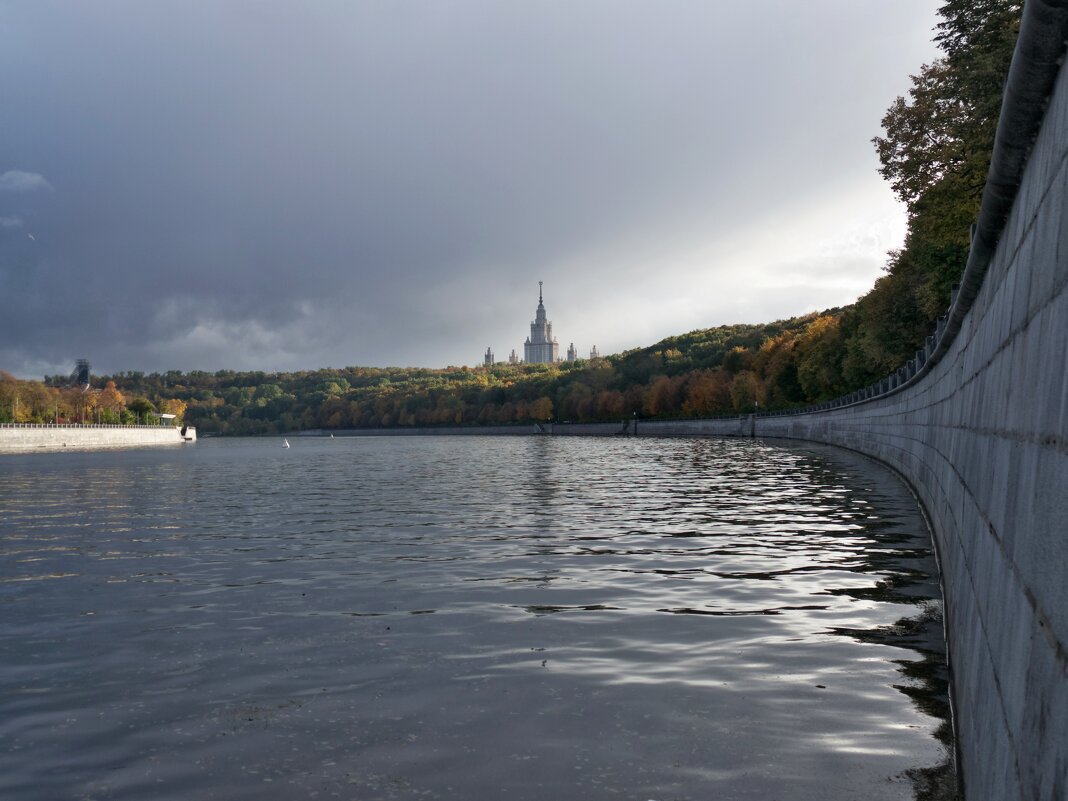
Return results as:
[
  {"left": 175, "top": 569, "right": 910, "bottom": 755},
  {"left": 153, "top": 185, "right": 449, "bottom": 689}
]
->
[{"left": 0, "top": 436, "right": 954, "bottom": 800}]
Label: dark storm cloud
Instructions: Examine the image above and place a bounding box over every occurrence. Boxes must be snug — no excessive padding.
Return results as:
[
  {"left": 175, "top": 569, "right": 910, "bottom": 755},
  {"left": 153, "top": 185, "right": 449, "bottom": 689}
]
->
[{"left": 0, "top": 1, "right": 940, "bottom": 376}]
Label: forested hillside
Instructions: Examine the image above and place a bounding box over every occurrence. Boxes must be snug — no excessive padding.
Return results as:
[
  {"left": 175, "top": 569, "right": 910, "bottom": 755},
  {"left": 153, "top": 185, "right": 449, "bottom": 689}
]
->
[
  {"left": 62, "top": 315, "right": 832, "bottom": 434},
  {"left": 4, "top": 0, "right": 1020, "bottom": 436}
]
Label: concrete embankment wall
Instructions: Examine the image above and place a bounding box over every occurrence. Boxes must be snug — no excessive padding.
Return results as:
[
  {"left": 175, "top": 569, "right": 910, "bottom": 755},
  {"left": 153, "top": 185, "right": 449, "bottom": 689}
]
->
[{"left": 0, "top": 424, "right": 196, "bottom": 453}]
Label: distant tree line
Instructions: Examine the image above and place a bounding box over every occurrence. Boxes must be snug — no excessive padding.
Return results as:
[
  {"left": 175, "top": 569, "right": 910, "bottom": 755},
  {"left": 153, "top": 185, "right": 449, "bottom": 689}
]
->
[
  {"left": 71, "top": 316, "right": 835, "bottom": 436},
  {"left": 7, "top": 0, "right": 1019, "bottom": 437},
  {"left": 1, "top": 371, "right": 186, "bottom": 426}
]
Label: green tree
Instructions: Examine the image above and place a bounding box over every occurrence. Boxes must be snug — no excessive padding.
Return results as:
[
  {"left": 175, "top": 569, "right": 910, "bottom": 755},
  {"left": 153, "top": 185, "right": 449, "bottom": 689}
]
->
[
  {"left": 730, "top": 371, "right": 760, "bottom": 412},
  {"left": 872, "top": 0, "right": 1021, "bottom": 318},
  {"left": 795, "top": 315, "right": 846, "bottom": 400},
  {"left": 127, "top": 396, "right": 157, "bottom": 423},
  {"left": 253, "top": 383, "right": 283, "bottom": 402},
  {"left": 0, "top": 371, "right": 17, "bottom": 423}
]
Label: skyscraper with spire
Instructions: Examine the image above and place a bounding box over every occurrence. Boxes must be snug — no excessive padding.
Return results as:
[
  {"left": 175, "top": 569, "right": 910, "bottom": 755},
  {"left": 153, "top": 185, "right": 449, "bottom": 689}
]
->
[{"left": 523, "top": 281, "right": 560, "bottom": 364}]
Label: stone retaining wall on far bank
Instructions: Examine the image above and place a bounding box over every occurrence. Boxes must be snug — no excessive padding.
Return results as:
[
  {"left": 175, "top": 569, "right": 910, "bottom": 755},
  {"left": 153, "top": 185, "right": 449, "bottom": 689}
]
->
[{"left": 0, "top": 424, "right": 196, "bottom": 453}]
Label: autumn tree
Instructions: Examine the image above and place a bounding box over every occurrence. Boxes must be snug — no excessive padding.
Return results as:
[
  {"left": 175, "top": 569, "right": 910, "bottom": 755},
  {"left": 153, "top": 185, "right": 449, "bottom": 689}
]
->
[
  {"left": 16, "top": 381, "right": 56, "bottom": 423},
  {"left": 642, "top": 375, "right": 685, "bottom": 417},
  {"left": 596, "top": 389, "right": 626, "bottom": 420},
  {"left": 528, "top": 396, "right": 553, "bottom": 422},
  {"left": 795, "top": 315, "right": 847, "bottom": 400},
  {"left": 97, "top": 381, "right": 126, "bottom": 423},
  {"left": 754, "top": 333, "right": 805, "bottom": 406},
  {"left": 160, "top": 398, "right": 188, "bottom": 423},
  {"left": 0, "top": 371, "right": 17, "bottom": 422},
  {"left": 126, "top": 396, "right": 157, "bottom": 424},
  {"left": 729, "top": 371, "right": 761, "bottom": 412},
  {"left": 682, "top": 369, "right": 732, "bottom": 417}
]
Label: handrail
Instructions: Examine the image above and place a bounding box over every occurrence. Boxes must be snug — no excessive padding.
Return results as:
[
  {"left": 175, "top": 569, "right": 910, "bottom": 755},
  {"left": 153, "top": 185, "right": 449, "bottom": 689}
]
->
[{"left": 0, "top": 423, "right": 179, "bottom": 429}]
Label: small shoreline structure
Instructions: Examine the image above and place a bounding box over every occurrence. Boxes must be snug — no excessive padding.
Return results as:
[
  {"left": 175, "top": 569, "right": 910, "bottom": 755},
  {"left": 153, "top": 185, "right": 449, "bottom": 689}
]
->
[{"left": 0, "top": 422, "right": 197, "bottom": 453}]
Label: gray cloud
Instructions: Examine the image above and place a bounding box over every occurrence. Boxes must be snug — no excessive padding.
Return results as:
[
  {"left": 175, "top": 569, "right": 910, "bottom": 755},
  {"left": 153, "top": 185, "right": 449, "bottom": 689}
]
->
[
  {"left": 0, "top": 1, "right": 942, "bottom": 377},
  {"left": 0, "top": 170, "right": 51, "bottom": 193}
]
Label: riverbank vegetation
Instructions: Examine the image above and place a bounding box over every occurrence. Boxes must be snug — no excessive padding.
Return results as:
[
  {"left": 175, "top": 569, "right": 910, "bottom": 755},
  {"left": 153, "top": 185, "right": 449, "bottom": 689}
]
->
[
  {"left": 9, "top": 0, "right": 1019, "bottom": 437},
  {"left": 78, "top": 315, "right": 836, "bottom": 435},
  {"left": 1, "top": 371, "right": 186, "bottom": 426}
]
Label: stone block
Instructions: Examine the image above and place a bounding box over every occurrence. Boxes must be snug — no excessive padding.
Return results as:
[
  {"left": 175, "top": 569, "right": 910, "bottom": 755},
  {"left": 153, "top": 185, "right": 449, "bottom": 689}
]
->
[
  {"left": 1027, "top": 188, "right": 1064, "bottom": 315},
  {"left": 1009, "top": 233, "right": 1037, "bottom": 334},
  {"left": 1017, "top": 445, "right": 1068, "bottom": 645}
]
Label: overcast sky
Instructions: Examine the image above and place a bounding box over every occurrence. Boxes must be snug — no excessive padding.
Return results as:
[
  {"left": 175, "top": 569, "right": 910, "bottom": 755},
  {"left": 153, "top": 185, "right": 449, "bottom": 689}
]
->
[{"left": 1, "top": 1, "right": 942, "bottom": 378}]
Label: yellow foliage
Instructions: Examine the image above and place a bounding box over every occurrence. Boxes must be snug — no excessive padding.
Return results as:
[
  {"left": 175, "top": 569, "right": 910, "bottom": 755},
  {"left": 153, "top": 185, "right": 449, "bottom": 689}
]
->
[
  {"left": 160, "top": 398, "right": 188, "bottom": 421},
  {"left": 528, "top": 396, "right": 553, "bottom": 421},
  {"left": 98, "top": 381, "right": 126, "bottom": 412}
]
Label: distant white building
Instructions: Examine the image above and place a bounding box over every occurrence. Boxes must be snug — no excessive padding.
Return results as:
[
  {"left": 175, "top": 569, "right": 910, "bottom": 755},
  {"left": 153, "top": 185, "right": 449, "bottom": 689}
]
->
[
  {"left": 523, "top": 282, "right": 560, "bottom": 365},
  {"left": 483, "top": 283, "right": 594, "bottom": 366},
  {"left": 589, "top": 345, "right": 600, "bottom": 359}
]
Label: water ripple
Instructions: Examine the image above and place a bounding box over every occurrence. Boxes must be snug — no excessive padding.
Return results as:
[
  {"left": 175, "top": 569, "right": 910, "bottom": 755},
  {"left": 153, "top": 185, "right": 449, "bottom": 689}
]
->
[{"left": 0, "top": 436, "right": 953, "bottom": 800}]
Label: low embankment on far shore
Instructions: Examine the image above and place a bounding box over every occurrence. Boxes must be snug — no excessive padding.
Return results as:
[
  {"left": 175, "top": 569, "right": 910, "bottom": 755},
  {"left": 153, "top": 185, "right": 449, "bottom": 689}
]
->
[{"left": 0, "top": 423, "right": 196, "bottom": 453}]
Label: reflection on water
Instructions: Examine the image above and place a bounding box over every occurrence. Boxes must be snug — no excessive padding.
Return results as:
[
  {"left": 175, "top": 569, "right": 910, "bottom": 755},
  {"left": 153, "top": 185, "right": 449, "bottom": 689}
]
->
[{"left": 0, "top": 436, "right": 956, "bottom": 800}]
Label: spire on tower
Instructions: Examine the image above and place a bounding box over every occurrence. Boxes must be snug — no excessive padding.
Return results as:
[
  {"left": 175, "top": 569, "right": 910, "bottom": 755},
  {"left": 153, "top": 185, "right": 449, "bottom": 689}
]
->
[{"left": 538, "top": 280, "right": 543, "bottom": 305}]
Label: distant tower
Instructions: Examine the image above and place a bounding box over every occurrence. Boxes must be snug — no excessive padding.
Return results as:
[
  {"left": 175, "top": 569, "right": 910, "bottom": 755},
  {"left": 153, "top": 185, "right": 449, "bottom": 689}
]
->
[
  {"left": 566, "top": 342, "right": 578, "bottom": 362},
  {"left": 523, "top": 281, "right": 560, "bottom": 365},
  {"left": 509, "top": 349, "right": 519, "bottom": 365},
  {"left": 589, "top": 345, "right": 600, "bottom": 359},
  {"left": 70, "top": 359, "right": 90, "bottom": 390},
  {"left": 484, "top": 347, "right": 494, "bottom": 367}
]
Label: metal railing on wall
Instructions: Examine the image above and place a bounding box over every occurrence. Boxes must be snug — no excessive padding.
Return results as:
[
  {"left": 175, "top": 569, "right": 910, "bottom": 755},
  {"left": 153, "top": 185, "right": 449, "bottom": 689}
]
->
[{"left": 0, "top": 423, "right": 178, "bottom": 429}]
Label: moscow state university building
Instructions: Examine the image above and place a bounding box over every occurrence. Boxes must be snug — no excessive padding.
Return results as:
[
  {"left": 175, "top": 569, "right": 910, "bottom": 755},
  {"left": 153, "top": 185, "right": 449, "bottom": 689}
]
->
[{"left": 524, "top": 282, "right": 560, "bottom": 365}]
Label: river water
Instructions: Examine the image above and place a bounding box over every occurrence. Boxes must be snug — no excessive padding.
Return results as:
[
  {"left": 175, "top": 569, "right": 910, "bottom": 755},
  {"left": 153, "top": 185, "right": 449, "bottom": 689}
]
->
[{"left": 0, "top": 436, "right": 954, "bottom": 800}]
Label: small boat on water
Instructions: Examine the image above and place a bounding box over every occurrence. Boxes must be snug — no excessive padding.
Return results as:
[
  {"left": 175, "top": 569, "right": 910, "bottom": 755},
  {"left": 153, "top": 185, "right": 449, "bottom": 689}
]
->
[{"left": 283, "top": 438, "right": 290, "bottom": 448}]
